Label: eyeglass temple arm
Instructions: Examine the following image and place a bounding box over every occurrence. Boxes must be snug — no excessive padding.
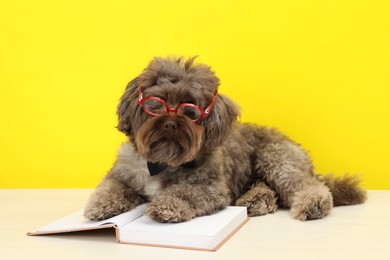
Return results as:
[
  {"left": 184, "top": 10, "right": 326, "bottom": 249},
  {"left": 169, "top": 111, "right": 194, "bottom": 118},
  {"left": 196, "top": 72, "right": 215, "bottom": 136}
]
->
[
  {"left": 137, "top": 87, "right": 144, "bottom": 104},
  {"left": 204, "top": 91, "right": 218, "bottom": 116}
]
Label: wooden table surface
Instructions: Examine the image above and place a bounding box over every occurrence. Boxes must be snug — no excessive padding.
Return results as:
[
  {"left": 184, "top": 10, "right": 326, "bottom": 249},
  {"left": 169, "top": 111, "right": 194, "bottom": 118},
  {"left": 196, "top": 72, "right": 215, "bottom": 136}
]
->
[{"left": 1, "top": 189, "right": 389, "bottom": 260}]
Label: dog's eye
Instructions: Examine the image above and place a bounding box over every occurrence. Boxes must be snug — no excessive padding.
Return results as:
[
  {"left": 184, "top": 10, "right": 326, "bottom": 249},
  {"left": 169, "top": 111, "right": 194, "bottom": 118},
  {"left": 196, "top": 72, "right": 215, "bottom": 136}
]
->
[
  {"left": 177, "top": 106, "right": 202, "bottom": 120},
  {"left": 144, "top": 99, "right": 165, "bottom": 113}
]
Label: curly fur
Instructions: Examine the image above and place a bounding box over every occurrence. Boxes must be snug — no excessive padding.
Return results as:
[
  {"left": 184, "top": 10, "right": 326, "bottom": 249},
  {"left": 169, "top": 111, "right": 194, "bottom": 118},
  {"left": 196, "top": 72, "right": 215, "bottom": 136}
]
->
[{"left": 84, "top": 56, "right": 367, "bottom": 222}]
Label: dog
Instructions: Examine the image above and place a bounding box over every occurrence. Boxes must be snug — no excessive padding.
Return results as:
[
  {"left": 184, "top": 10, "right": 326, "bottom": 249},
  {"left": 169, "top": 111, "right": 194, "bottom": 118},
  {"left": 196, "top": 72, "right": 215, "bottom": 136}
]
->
[{"left": 84, "top": 56, "right": 366, "bottom": 222}]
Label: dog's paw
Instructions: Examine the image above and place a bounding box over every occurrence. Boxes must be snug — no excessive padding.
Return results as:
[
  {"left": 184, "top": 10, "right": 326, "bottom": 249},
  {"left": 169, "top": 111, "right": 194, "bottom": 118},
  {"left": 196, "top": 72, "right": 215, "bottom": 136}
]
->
[
  {"left": 290, "top": 187, "right": 333, "bottom": 221},
  {"left": 145, "top": 197, "right": 196, "bottom": 223},
  {"left": 236, "top": 188, "right": 277, "bottom": 217},
  {"left": 84, "top": 200, "right": 131, "bottom": 221},
  {"left": 84, "top": 189, "right": 144, "bottom": 221}
]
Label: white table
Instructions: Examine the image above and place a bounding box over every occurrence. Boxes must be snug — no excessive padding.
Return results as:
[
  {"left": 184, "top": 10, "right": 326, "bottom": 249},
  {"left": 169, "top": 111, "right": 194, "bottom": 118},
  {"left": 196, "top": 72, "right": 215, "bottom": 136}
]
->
[{"left": 1, "top": 189, "right": 389, "bottom": 260}]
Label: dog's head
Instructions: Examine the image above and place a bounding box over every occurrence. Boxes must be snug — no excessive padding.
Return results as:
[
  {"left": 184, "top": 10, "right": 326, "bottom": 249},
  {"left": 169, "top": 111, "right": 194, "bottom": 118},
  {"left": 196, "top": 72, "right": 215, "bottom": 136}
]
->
[{"left": 117, "top": 57, "right": 239, "bottom": 167}]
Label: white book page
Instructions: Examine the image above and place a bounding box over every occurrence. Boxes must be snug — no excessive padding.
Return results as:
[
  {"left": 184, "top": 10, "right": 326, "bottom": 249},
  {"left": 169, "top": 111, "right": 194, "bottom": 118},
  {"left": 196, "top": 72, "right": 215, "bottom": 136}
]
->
[
  {"left": 119, "top": 206, "right": 247, "bottom": 249},
  {"left": 29, "top": 204, "right": 147, "bottom": 234}
]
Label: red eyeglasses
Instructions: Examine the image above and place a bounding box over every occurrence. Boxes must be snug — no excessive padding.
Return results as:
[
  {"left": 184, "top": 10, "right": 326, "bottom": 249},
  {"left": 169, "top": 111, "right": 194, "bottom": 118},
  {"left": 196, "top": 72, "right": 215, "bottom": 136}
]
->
[{"left": 137, "top": 88, "right": 218, "bottom": 122}]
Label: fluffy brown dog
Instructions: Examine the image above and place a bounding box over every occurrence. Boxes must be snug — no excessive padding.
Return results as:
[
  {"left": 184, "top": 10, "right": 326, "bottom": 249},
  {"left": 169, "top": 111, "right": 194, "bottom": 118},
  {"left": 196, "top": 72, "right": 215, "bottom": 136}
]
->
[{"left": 84, "top": 57, "right": 366, "bottom": 222}]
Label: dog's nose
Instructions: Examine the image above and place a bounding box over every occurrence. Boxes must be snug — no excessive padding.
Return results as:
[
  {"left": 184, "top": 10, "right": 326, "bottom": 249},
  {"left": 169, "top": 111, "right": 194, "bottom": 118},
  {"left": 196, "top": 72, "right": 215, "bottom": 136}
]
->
[{"left": 163, "top": 120, "right": 178, "bottom": 132}]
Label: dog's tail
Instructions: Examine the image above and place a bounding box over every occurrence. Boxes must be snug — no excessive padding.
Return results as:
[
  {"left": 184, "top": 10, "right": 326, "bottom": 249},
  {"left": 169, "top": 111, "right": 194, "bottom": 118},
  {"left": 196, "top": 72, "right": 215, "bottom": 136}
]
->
[{"left": 320, "top": 174, "right": 367, "bottom": 206}]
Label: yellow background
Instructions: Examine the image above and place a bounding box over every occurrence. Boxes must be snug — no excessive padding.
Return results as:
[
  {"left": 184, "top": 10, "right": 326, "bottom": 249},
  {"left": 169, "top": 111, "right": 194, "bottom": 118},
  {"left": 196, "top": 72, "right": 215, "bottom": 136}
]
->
[{"left": 1, "top": 0, "right": 389, "bottom": 189}]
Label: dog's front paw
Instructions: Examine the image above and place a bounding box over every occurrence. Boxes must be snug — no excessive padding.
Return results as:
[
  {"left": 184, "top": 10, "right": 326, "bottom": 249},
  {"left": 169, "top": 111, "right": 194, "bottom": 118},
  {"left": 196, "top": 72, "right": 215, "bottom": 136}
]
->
[
  {"left": 145, "top": 197, "right": 196, "bottom": 223},
  {"left": 84, "top": 195, "right": 132, "bottom": 221},
  {"left": 84, "top": 200, "right": 130, "bottom": 221},
  {"left": 290, "top": 187, "right": 333, "bottom": 221},
  {"left": 84, "top": 188, "right": 144, "bottom": 221}
]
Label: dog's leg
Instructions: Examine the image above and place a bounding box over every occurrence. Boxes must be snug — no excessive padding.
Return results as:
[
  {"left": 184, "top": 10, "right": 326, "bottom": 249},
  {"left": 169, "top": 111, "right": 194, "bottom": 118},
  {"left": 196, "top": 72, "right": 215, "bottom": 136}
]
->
[
  {"left": 257, "top": 141, "right": 333, "bottom": 221},
  {"left": 84, "top": 177, "right": 145, "bottom": 220},
  {"left": 235, "top": 181, "right": 277, "bottom": 216},
  {"left": 145, "top": 183, "right": 230, "bottom": 223},
  {"left": 288, "top": 178, "right": 333, "bottom": 221}
]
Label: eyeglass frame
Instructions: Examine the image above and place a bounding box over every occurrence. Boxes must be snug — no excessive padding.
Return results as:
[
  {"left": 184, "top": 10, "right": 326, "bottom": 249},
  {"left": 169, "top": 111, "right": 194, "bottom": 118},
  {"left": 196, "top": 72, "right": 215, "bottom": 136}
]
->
[{"left": 137, "top": 87, "right": 218, "bottom": 122}]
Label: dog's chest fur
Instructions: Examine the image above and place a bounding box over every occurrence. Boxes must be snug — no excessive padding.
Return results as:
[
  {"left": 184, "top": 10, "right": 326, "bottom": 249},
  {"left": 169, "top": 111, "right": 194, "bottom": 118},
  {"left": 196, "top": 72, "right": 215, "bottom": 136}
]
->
[{"left": 111, "top": 143, "right": 164, "bottom": 198}]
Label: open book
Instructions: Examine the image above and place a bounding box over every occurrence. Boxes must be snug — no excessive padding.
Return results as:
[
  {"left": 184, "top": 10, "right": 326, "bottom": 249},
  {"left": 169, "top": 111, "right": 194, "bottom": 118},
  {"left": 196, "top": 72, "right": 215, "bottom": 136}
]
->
[{"left": 27, "top": 204, "right": 249, "bottom": 251}]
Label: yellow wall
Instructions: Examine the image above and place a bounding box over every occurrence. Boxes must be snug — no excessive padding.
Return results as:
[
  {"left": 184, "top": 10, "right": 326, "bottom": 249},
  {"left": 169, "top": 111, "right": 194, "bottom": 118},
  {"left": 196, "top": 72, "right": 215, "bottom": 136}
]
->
[{"left": 1, "top": 0, "right": 389, "bottom": 189}]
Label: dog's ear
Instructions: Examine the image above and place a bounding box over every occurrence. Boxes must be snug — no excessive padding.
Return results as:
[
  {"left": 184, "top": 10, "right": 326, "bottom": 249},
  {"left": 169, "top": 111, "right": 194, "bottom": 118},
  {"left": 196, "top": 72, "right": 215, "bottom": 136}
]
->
[
  {"left": 202, "top": 94, "right": 240, "bottom": 148},
  {"left": 117, "top": 77, "right": 141, "bottom": 137}
]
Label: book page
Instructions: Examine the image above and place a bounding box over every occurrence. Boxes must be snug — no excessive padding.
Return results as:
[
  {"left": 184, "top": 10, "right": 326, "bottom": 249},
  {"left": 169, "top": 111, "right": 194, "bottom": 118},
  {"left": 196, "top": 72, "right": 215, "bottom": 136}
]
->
[
  {"left": 118, "top": 206, "right": 248, "bottom": 250},
  {"left": 28, "top": 204, "right": 147, "bottom": 235}
]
